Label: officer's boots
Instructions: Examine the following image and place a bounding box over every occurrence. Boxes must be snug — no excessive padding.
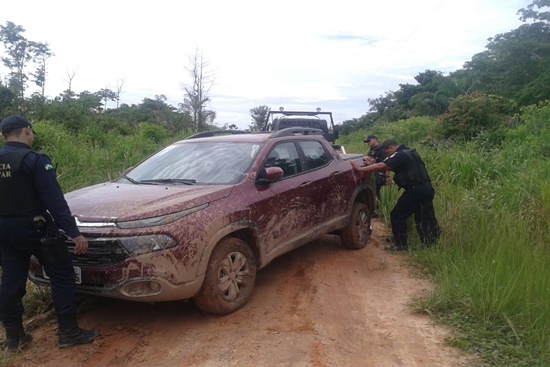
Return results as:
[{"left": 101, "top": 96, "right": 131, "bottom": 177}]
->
[
  {"left": 57, "top": 313, "right": 99, "bottom": 348},
  {"left": 2, "top": 319, "right": 32, "bottom": 352}
]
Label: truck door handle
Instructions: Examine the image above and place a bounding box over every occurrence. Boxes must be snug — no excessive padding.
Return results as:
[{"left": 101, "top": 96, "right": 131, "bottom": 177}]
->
[
  {"left": 300, "top": 181, "right": 311, "bottom": 187},
  {"left": 330, "top": 171, "right": 341, "bottom": 176}
]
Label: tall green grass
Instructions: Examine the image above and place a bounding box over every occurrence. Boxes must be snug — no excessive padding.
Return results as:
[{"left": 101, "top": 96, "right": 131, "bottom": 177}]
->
[
  {"left": 422, "top": 142, "right": 549, "bottom": 366},
  {"left": 357, "top": 113, "right": 549, "bottom": 366},
  {"left": 32, "top": 121, "right": 191, "bottom": 190}
]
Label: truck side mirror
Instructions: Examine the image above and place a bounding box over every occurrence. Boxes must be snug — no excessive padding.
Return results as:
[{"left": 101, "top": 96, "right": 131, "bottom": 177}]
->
[{"left": 256, "top": 167, "right": 284, "bottom": 188}]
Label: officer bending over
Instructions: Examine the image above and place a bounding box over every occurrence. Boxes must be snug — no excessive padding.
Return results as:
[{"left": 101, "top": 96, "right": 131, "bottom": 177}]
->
[
  {"left": 351, "top": 139, "right": 440, "bottom": 251},
  {"left": 363, "top": 134, "right": 391, "bottom": 200},
  {"left": 0, "top": 115, "right": 99, "bottom": 352}
]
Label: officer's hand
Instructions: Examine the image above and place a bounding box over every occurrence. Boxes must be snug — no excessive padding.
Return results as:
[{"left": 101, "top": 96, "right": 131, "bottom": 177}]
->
[
  {"left": 72, "top": 235, "right": 89, "bottom": 255},
  {"left": 363, "top": 156, "right": 375, "bottom": 165}
]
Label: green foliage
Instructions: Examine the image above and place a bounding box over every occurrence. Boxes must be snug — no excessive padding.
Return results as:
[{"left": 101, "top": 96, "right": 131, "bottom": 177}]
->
[
  {"left": 28, "top": 119, "right": 186, "bottom": 191},
  {"left": 249, "top": 105, "right": 271, "bottom": 131},
  {"left": 137, "top": 122, "right": 172, "bottom": 144},
  {"left": 348, "top": 104, "right": 550, "bottom": 366},
  {"left": 414, "top": 114, "right": 549, "bottom": 366},
  {"left": 0, "top": 21, "right": 52, "bottom": 109},
  {"left": 437, "top": 92, "right": 518, "bottom": 141},
  {"left": 465, "top": 22, "right": 550, "bottom": 103},
  {"left": 338, "top": 116, "right": 439, "bottom": 156}
]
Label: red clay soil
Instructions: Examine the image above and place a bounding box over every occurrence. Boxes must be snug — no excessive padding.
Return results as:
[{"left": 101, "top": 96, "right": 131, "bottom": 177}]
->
[{"left": 3, "top": 219, "right": 475, "bottom": 367}]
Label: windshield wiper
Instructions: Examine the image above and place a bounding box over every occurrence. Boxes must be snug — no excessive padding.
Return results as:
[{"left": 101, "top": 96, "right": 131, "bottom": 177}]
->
[
  {"left": 138, "top": 178, "right": 197, "bottom": 185},
  {"left": 122, "top": 175, "right": 140, "bottom": 185}
]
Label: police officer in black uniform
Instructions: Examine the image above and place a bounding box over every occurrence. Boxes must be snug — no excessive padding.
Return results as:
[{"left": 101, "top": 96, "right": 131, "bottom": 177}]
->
[
  {"left": 0, "top": 115, "right": 99, "bottom": 352},
  {"left": 363, "top": 135, "right": 390, "bottom": 199},
  {"left": 351, "top": 139, "right": 440, "bottom": 251}
]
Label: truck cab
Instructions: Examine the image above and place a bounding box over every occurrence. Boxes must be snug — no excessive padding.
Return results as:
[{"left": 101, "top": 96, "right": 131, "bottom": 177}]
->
[{"left": 262, "top": 108, "right": 344, "bottom": 153}]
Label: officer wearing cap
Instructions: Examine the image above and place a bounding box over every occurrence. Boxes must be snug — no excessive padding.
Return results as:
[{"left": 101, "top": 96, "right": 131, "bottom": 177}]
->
[
  {"left": 351, "top": 139, "right": 440, "bottom": 251},
  {"left": 363, "top": 135, "right": 390, "bottom": 200},
  {"left": 0, "top": 115, "right": 99, "bottom": 352}
]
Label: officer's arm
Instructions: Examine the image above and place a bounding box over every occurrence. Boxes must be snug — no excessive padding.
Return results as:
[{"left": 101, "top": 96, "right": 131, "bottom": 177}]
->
[
  {"left": 31, "top": 154, "right": 82, "bottom": 239},
  {"left": 351, "top": 160, "right": 390, "bottom": 172}
]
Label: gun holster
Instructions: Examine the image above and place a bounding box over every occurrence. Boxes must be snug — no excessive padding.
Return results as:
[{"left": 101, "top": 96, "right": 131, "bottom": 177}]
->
[{"left": 40, "top": 234, "right": 69, "bottom": 264}]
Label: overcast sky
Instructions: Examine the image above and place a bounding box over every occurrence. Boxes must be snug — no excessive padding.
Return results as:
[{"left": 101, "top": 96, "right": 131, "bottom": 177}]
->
[{"left": 1, "top": 0, "right": 531, "bottom": 129}]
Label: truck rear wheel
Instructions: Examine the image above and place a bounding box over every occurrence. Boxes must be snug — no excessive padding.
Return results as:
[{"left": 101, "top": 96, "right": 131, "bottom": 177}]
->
[
  {"left": 193, "top": 237, "right": 257, "bottom": 315},
  {"left": 339, "top": 202, "right": 371, "bottom": 249}
]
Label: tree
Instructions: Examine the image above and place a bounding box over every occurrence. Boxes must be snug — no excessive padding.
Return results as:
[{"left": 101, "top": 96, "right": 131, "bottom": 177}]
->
[
  {"left": 518, "top": 0, "right": 550, "bottom": 22},
  {"left": 63, "top": 68, "right": 78, "bottom": 98},
  {"left": 30, "top": 42, "right": 54, "bottom": 98},
  {"left": 456, "top": 1, "right": 550, "bottom": 105},
  {"left": 0, "top": 21, "right": 52, "bottom": 109},
  {"left": 115, "top": 78, "right": 124, "bottom": 108},
  {"left": 0, "top": 82, "right": 16, "bottom": 115},
  {"left": 437, "top": 92, "right": 517, "bottom": 140},
  {"left": 97, "top": 88, "right": 117, "bottom": 110},
  {"left": 179, "top": 48, "right": 215, "bottom": 132},
  {"left": 77, "top": 90, "right": 103, "bottom": 113},
  {"left": 249, "top": 105, "right": 270, "bottom": 130}
]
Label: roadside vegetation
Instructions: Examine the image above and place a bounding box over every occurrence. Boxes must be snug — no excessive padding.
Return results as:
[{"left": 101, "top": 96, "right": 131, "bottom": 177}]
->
[{"left": 340, "top": 103, "right": 550, "bottom": 367}]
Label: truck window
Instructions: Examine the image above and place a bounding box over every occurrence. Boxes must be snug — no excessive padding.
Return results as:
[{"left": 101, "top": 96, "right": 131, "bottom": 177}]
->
[
  {"left": 263, "top": 142, "right": 302, "bottom": 178},
  {"left": 298, "top": 141, "right": 331, "bottom": 171}
]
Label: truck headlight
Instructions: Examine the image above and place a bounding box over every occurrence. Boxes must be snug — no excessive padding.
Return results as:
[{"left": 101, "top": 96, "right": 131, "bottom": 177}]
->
[
  {"left": 117, "top": 204, "right": 208, "bottom": 229},
  {"left": 119, "top": 234, "right": 177, "bottom": 256}
]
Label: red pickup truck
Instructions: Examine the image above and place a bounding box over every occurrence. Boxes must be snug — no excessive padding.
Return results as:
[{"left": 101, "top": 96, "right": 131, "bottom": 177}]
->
[{"left": 29, "top": 128, "right": 376, "bottom": 314}]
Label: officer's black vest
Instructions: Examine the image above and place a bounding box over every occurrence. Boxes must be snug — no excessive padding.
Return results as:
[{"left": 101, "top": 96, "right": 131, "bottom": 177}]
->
[
  {"left": 368, "top": 144, "right": 385, "bottom": 162},
  {"left": 393, "top": 149, "right": 430, "bottom": 189},
  {"left": 0, "top": 149, "right": 43, "bottom": 216}
]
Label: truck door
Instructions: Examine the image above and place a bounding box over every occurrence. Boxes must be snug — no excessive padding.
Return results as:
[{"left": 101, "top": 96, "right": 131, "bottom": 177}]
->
[
  {"left": 251, "top": 141, "right": 314, "bottom": 256},
  {"left": 296, "top": 140, "right": 348, "bottom": 225}
]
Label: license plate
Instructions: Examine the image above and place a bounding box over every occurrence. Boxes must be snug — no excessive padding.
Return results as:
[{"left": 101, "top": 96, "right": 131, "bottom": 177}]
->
[{"left": 43, "top": 266, "right": 82, "bottom": 285}]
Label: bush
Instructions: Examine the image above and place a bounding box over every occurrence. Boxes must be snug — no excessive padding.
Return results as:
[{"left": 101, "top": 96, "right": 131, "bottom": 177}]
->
[{"left": 438, "top": 92, "right": 518, "bottom": 141}]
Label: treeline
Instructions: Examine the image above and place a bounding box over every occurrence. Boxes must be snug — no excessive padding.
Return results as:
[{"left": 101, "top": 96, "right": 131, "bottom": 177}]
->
[
  {"left": 2, "top": 1, "right": 550, "bottom": 140},
  {"left": 0, "top": 22, "right": 220, "bottom": 135},
  {"left": 339, "top": 1, "right": 550, "bottom": 142}
]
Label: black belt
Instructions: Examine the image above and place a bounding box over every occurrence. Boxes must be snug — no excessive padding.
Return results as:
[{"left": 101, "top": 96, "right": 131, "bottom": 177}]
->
[{"left": 403, "top": 181, "right": 430, "bottom": 190}]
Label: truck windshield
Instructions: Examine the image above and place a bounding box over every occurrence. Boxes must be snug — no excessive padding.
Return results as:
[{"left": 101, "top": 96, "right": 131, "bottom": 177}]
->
[{"left": 124, "top": 142, "right": 261, "bottom": 185}]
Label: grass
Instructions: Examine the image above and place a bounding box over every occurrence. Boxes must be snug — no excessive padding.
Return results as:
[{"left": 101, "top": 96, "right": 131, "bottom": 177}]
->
[
  {"left": 399, "top": 145, "right": 548, "bottom": 365},
  {"left": 346, "top": 113, "right": 549, "bottom": 366}
]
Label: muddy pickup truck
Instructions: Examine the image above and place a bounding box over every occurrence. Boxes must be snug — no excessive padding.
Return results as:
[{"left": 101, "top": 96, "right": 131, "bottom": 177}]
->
[{"left": 29, "top": 128, "right": 376, "bottom": 315}]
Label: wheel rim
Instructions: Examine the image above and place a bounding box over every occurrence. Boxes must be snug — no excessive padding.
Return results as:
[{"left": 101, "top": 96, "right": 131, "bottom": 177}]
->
[
  {"left": 217, "top": 251, "right": 250, "bottom": 301},
  {"left": 356, "top": 210, "right": 370, "bottom": 242}
]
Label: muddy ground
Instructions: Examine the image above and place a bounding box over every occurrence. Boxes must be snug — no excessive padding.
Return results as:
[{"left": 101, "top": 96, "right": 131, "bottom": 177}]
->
[{"left": 3, "top": 219, "right": 475, "bottom": 367}]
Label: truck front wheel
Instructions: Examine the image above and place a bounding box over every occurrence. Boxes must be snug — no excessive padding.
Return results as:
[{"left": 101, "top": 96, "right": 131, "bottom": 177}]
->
[
  {"left": 339, "top": 202, "right": 371, "bottom": 249},
  {"left": 193, "top": 237, "right": 257, "bottom": 315}
]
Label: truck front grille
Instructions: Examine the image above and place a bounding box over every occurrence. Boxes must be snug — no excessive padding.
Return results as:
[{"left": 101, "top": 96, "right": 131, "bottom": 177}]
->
[{"left": 68, "top": 238, "right": 128, "bottom": 267}]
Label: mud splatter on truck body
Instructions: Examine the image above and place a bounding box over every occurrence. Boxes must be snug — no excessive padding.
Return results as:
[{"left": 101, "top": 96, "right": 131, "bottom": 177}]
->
[{"left": 29, "top": 127, "right": 375, "bottom": 315}]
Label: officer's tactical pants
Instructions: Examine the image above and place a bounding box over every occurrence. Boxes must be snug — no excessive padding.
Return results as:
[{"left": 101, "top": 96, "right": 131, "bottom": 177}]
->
[
  {"left": 390, "top": 182, "right": 440, "bottom": 248},
  {"left": 0, "top": 218, "right": 78, "bottom": 323}
]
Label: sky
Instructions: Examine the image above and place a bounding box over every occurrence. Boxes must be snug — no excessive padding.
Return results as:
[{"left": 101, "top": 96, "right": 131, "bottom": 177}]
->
[{"left": 1, "top": 0, "right": 532, "bottom": 130}]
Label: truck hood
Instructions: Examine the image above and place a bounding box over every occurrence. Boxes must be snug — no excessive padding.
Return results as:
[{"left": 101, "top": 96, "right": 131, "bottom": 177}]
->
[{"left": 66, "top": 182, "right": 233, "bottom": 223}]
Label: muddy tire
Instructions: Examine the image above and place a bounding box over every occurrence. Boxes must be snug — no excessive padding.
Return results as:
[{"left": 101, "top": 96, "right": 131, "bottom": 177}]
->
[
  {"left": 339, "top": 202, "right": 371, "bottom": 249},
  {"left": 193, "top": 237, "right": 257, "bottom": 315}
]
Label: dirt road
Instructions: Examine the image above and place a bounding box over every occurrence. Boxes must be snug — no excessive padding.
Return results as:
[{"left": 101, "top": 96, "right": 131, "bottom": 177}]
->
[{"left": 5, "top": 220, "right": 473, "bottom": 367}]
